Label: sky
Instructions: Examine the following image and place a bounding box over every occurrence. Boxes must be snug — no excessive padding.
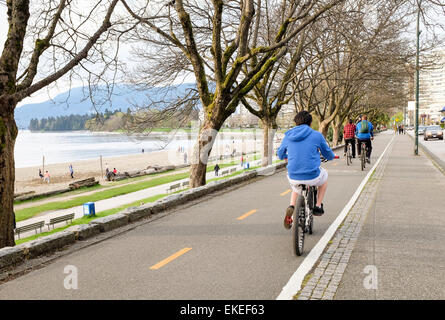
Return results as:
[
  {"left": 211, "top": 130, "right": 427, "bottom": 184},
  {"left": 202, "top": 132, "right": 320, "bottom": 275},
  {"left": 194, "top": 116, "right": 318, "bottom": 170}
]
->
[{"left": 1, "top": 1, "right": 444, "bottom": 107}]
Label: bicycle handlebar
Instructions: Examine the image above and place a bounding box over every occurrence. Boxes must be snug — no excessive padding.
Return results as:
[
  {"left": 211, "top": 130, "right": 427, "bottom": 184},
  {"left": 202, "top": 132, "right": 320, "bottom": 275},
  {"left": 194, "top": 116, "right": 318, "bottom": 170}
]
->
[{"left": 321, "top": 155, "right": 339, "bottom": 162}]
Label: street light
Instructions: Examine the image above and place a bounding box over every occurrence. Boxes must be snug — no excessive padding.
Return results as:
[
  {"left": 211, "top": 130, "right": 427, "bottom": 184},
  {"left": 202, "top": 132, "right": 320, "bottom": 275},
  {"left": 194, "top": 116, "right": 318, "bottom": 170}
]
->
[{"left": 414, "top": 0, "right": 422, "bottom": 155}]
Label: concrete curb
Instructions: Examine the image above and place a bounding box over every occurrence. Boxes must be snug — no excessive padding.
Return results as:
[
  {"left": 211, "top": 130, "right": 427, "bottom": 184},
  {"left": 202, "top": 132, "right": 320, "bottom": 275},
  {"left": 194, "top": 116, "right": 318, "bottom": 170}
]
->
[
  {"left": 0, "top": 161, "right": 286, "bottom": 271},
  {"left": 407, "top": 134, "right": 445, "bottom": 173}
]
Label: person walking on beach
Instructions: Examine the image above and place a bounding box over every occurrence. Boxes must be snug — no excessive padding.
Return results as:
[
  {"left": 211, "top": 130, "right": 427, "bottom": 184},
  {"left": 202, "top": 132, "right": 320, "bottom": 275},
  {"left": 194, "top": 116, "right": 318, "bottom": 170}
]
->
[
  {"left": 214, "top": 163, "right": 220, "bottom": 176},
  {"left": 69, "top": 164, "right": 74, "bottom": 179},
  {"left": 44, "top": 171, "right": 50, "bottom": 183}
]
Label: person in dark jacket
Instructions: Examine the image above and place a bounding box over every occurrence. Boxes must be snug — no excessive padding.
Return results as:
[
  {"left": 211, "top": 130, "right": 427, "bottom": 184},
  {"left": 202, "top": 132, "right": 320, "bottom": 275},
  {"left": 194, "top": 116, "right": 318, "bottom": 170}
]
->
[{"left": 214, "top": 164, "right": 220, "bottom": 176}]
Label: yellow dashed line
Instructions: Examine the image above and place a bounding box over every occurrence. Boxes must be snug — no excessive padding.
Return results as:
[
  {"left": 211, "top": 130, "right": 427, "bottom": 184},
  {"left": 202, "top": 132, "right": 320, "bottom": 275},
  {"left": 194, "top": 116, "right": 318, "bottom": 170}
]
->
[
  {"left": 237, "top": 209, "right": 258, "bottom": 221},
  {"left": 150, "top": 248, "right": 192, "bottom": 270}
]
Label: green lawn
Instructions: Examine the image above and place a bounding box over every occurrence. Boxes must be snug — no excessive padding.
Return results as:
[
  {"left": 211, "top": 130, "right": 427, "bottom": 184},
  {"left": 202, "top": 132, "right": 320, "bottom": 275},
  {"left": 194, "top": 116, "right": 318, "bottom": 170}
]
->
[
  {"left": 15, "top": 193, "right": 169, "bottom": 245},
  {"left": 15, "top": 159, "right": 284, "bottom": 245},
  {"left": 15, "top": 152, "right": 263, "bottom": 222},
  {"left": 15, "top": 171, "right": 191, "bottom": 221}
]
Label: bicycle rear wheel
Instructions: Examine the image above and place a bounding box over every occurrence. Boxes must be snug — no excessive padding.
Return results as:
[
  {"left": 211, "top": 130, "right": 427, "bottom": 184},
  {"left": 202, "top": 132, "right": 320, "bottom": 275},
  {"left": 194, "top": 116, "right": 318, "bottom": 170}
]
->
[
  {"left": 292, "top": 195, "right": 305, "bottom": 256},
  {"left": 361, "top": 143, "right": 366, "bottom": 171}
]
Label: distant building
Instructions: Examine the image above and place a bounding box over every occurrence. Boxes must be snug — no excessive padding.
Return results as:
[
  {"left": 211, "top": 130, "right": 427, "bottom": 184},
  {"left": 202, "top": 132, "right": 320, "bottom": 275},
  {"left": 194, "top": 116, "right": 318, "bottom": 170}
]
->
[{"left": 418, "top": 50, "right": 445, "bottom": 125}]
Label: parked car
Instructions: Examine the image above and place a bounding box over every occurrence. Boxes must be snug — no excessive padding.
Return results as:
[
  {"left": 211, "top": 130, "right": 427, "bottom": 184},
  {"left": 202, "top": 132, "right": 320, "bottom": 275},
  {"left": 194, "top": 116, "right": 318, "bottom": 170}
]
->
[
  {"left": 418, "top": 125, "right": 427, "bottom": 135},
  {"left": 424, "top": 125, "right": 444, "bottom": 141}
]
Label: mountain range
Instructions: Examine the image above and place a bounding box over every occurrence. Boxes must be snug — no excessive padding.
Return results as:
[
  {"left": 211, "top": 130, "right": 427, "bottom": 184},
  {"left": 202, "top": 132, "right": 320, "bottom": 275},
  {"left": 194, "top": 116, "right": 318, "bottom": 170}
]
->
[{"left": 14, "top": 83, "right": 196, "bottom": 129}]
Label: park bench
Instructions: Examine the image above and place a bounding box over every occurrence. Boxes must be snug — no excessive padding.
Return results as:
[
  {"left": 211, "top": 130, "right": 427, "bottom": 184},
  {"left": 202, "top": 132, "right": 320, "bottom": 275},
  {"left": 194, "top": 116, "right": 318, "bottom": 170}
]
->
[
  {"left": 166, "top": 183, "right": 181, "bottom": 193},
  {"left": 182, "top": 181, "right": 189, "bottom": 188},
  {"left": 14, "top": 220, "right": 45, "bottom": 239},
  {"left": 221, "top": 170, "right": 229, "bottom": 176},
  {"left": 230, "top": 168, "right": 236, "bottom": 173},
  {"left": 46, "top": 213, "right": 75, "bottom": 230}
]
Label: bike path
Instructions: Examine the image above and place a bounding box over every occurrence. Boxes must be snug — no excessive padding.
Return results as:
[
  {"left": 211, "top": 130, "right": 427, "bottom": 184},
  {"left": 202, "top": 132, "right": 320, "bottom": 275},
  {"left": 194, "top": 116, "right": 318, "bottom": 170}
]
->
[
  {"left": 0, "top": 133, "right": 393, "bottom": 299},
  {"left": 335, "top": 134, "right": 445, "bottom": 299}
]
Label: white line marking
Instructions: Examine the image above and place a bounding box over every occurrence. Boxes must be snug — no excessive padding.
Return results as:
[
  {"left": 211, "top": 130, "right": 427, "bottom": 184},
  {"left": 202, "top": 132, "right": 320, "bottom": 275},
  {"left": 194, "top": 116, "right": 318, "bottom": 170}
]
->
[{"left": 276, "top": 135, "right": 395, "bottom": 300}]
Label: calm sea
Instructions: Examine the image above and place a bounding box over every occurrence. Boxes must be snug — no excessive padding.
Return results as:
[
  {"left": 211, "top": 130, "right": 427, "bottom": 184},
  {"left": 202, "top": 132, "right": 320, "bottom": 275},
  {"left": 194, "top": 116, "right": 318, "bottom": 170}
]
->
[
  {"left": 14, "top": 130, "right": 252, "bottom": 168},
  {"left": 14, "top": 130, "right": 195, "bottom": 168}
]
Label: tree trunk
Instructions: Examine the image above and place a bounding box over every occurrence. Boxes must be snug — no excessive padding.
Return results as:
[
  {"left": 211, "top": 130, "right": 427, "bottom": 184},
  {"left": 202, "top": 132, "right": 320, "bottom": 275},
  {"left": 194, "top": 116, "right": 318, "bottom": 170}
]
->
[
  {"left": 319, "top": 121, "right": 329, "bottom": 138},
  {"left": 332, "top": 124, "right": 341, "bottom": 147},
  {"left": 0, "top": 106, "right": 18, "bottom": 248},
  {"left": 261, "top": 118, "right": 276, "bottom": 167},
  {"left": 189, "top": 118, "right": 221, "bottom": 188}
]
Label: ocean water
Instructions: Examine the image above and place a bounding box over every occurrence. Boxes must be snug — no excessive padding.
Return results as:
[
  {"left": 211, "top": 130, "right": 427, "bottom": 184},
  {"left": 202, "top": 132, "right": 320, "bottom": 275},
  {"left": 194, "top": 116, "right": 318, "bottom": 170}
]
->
[
  {"left": 14, "top": 130, "right": 194, "bottom": 168},
  {"left": 14, "top": 130, "right": 256, "bottom": 168}
]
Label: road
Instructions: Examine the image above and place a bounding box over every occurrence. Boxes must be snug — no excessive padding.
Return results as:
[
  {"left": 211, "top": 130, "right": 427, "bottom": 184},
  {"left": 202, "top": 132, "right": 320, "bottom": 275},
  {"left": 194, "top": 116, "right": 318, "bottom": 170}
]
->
[{"left": 0, "top": 133, "right": 393, "bottom": 299}]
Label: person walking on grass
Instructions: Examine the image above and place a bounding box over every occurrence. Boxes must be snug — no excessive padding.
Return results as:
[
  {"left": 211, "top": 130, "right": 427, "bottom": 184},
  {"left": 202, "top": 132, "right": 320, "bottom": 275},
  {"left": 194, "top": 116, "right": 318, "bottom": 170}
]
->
[{"left": 69, "top": 164, "right": 74, "bottom": 179}]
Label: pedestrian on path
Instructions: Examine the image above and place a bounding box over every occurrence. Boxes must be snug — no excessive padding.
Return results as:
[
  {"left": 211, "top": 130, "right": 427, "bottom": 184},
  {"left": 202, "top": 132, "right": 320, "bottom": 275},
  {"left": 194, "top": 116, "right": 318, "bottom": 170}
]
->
[
  {"left": 44, "top": 171, "right": 50, "bottom": 183},
  {"left": 39, "top": 169, "right": 44, "bottom": 180},
  {"left": 184, "top": 152, "right": 187, "bottom": 164},
  {"left": 214, "top": 163, "right": 220, "bottom": 176},
  {"left": 69, "top": 164, "right": 74, "bottom": 179}
]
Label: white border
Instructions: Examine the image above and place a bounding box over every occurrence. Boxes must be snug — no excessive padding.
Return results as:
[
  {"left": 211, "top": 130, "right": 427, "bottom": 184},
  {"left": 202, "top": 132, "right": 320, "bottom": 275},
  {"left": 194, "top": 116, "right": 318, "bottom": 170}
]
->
[{"left": 276, "top": 135, "right": 395, "bottom": 300}]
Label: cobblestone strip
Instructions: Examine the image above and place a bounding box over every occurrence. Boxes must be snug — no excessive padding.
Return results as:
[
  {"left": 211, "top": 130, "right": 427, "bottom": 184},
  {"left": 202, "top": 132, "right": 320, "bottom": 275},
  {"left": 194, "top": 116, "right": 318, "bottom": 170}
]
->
[{"left": 294, "top": 142, "right": 394, "bottom": 300}]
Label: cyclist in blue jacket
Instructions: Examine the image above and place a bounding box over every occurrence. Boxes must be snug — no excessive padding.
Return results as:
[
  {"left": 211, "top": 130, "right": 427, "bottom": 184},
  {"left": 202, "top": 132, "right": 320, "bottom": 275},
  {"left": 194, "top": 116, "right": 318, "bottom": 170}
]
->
[
  {"left": 355, "top": 115, "right": 374, "bottom": 163},
  {"left": 277, "top": 111, "right": 335, "bottom": 229}
]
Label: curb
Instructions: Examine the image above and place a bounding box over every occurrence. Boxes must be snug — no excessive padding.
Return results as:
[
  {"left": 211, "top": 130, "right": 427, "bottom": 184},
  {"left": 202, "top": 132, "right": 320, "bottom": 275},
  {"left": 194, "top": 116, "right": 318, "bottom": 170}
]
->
[
  {"left": 407, "top": 134, "right": 445, "bottom": 173},
  {"left": 1, "top": 161, "right": 286, "bottom": 272}
]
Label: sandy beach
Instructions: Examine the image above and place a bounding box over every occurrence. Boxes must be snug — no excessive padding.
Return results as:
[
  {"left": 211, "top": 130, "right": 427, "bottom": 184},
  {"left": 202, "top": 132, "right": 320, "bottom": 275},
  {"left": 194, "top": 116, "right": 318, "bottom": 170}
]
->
[{"left": 14, "top": 134, "right": 267, "bottom": 196}]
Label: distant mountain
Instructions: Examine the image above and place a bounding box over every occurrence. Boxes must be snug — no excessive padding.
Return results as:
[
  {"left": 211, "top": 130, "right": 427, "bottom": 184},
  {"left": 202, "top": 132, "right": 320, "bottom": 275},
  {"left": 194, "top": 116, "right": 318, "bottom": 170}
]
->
[{"left": 14, "top": 83, "right": 196, "bottom": 129}]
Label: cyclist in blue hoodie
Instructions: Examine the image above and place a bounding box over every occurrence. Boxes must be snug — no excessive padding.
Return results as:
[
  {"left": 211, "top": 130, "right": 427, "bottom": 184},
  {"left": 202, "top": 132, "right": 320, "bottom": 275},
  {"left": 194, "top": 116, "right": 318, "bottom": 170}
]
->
[{"left": 277, "top": 111, "right": 335, "bottom": 229}]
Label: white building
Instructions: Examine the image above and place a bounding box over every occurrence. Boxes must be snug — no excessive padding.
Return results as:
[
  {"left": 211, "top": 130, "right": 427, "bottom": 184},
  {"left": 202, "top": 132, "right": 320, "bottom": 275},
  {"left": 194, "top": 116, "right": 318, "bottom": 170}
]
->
[{"left": 418, "top": 50, "right": 445, "bottom": 124}]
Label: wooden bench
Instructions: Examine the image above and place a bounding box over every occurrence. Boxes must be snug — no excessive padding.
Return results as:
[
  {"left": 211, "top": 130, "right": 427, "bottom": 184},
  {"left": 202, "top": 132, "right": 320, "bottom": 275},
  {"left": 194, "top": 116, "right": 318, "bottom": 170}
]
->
[
  {"left": 46, "top": 213, "right": 75, "bottom": 230},
  {"left": 230, "top": 168, "right": 236, "bottom": 173},
  {"left": 166, "top": 183, "right": 181, "bottom": 193},
  {"left": 221, "top": 170, "right": 229, "bottom": 176},
  {"left": 182, "top": 181, "right": 189, "bottom": 188},
  {"left": 14, "top": 220, "right": 45, "bottom": 239}
]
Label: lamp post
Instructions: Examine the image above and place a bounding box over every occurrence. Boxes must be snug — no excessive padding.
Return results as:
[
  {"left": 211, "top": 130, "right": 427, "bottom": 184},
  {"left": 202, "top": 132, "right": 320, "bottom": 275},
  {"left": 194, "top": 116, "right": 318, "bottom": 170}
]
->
[{"left": 414, "top": 0, "right": 421, "bottom": 155}]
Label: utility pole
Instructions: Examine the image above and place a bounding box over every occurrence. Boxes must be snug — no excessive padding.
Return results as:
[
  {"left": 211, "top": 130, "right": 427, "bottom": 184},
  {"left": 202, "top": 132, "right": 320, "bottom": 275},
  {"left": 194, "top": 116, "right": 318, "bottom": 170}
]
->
[{"left": 415, "top": 0, "right": 421, "bottom": 155}]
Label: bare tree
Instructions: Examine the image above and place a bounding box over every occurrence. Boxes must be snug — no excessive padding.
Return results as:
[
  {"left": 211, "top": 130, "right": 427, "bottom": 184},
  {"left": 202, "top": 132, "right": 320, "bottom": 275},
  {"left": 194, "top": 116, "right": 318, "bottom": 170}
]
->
[
  {"left": 121, "top": 0, "right": 345, "bottom": 187},
  {"left": 0, "top": 0, "right": 121, "bottom": 248}
]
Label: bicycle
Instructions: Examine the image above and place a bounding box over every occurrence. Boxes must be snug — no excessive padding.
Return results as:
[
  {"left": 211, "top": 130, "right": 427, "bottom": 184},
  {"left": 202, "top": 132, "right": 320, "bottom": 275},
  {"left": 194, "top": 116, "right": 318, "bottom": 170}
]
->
[
  {"left": 291, "top": 155, "right": 339, "bottom": 256},
  {"left": 345, "top": 140, "right": 353, "bottom": 166},
  {"left": 358, "top": 140, "right": 370, "bottom": 171}
]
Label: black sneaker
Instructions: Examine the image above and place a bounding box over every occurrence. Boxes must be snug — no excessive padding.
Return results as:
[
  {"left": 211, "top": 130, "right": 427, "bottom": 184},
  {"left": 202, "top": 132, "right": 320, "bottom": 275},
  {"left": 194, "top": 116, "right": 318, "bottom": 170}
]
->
[
  {"left": 313, "top": 204, "right": 324, "bottom": 216},
  {"left": 284, "top": 205, "right": 294, "bottom": 229},
  {"left": 366, "top": 158, "right": 371, "bottom": 164}
]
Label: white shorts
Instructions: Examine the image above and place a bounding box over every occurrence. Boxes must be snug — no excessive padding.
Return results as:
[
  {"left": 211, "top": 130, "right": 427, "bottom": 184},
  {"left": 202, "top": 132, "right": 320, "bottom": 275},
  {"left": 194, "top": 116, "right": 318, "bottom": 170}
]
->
[{"left": 287, "top": 167, "right": 328, "bottom": 193}]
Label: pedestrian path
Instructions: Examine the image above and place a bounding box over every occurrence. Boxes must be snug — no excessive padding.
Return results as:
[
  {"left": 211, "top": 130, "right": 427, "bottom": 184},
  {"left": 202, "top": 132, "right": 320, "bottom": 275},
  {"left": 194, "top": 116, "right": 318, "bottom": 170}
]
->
[
  {"left": 15, "top": 158, "right": 264, "bottom": 240},
  {"left": 295, "top": 134, "right": 445, "bottom": 299}
]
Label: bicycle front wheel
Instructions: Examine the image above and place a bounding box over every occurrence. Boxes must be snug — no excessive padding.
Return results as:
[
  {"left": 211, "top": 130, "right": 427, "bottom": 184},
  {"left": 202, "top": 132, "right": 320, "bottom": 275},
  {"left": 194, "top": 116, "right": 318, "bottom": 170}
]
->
[{"left": 292, "top": 195, "right": 305, "bottom": 256}]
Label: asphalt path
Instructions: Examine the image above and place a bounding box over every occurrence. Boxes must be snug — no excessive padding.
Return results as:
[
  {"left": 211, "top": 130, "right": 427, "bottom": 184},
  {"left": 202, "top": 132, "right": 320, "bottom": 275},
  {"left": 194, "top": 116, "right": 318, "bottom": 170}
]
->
[{"left": 0, "top": 133, "right": 393, "bottom": 299}]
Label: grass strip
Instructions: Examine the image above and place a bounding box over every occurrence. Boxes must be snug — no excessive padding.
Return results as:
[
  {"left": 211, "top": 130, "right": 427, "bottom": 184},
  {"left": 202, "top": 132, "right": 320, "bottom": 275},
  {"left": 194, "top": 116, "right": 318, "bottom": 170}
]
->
[
  {"left": 15, "top": 193, "right": 169, "bottom": 245},
  {"left": 15, "top": 153, "right": 263, "bottom": 221}
]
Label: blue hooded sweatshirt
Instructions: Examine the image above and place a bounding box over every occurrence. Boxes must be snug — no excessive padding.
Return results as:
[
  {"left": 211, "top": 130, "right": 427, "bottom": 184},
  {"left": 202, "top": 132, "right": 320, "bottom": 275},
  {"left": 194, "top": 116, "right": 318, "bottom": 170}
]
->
[{"left": 277, "top": 125, "right": 335, "bottom": 180}]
